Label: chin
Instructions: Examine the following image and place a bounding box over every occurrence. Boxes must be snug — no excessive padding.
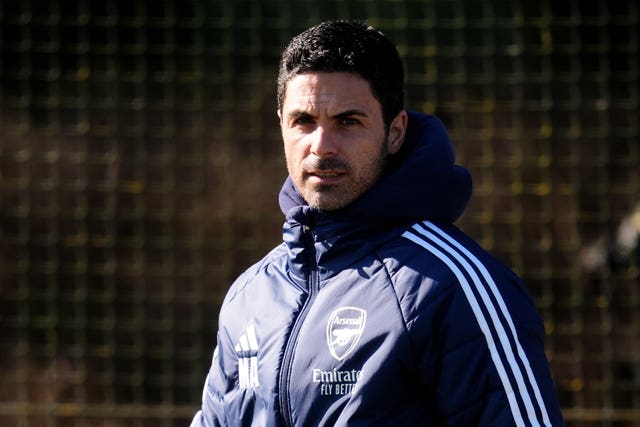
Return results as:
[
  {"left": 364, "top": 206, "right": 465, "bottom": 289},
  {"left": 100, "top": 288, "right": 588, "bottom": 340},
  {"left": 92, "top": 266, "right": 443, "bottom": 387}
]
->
[{"left": 308, "top": 197, "right": 352, "bottom": 211}]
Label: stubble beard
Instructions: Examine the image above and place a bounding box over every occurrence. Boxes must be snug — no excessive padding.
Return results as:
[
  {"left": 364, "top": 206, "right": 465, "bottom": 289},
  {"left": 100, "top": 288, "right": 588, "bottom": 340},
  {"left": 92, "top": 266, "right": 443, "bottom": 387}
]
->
[{"left": 299, "top": 144, "right": 389, "bottom": 211}]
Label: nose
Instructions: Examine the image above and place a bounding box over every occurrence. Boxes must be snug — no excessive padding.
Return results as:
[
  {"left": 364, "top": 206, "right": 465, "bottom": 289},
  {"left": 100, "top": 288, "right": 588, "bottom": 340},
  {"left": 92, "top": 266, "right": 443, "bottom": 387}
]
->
[{"left": 309, "top": 126, "right": 337, "bottom": 157}]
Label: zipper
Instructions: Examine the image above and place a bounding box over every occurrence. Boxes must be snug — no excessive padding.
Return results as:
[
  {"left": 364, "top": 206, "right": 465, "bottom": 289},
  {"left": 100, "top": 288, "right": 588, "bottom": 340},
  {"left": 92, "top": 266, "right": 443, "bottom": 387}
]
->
[{"left": 278, "top": 225, "right": 319, "bottom": 427}]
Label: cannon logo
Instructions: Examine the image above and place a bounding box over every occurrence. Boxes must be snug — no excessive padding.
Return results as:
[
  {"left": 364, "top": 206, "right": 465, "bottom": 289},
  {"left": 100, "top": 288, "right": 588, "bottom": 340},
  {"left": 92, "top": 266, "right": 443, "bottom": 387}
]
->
[{"left": 326, "top": 307, "right": 367, "bottom": 361}]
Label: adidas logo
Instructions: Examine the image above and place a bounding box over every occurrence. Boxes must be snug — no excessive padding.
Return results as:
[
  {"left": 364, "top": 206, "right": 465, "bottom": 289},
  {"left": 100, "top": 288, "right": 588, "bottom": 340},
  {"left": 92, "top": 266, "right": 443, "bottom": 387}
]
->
[{"left": 234, "top": 324, "right": 260, "bottom": 389}]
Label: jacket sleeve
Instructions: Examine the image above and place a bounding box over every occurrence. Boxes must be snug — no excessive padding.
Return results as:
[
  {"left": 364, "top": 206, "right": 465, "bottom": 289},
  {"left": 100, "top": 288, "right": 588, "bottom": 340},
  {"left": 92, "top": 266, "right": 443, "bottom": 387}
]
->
[
  {"left": 416, "top": 272, "right": 565, "bottom": 426},
  {"left": 190, "top": 345, "right": 226, "bottom": 427}
]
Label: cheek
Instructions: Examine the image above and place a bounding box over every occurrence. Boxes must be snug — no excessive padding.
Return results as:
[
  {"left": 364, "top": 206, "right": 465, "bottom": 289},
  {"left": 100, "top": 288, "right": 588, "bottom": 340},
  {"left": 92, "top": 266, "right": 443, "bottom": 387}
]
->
[
  {"left": 283, "top": 140, "right": 298, "bottom": 159},
  {"left": 283, "top": 134, "right": 309, "bottom": 159},
  {"left": 283, "top": 142, "right": 304, "bottom": 175},
  {"left": 346, "top": 137, "right": 385, "bottom": 161}
]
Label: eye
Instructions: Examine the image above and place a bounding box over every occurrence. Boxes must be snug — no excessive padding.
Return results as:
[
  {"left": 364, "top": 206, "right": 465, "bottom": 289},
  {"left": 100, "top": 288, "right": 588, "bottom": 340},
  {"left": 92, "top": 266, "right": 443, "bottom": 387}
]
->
[
  {"left": 293, "top": 116, "right": 313, "bottom": 125},
  {"left": 338, "top": 116, "right": 360, "bottom": 126},
  {"left": 290, "top": 113, "right": 315, "bottom": 127}
]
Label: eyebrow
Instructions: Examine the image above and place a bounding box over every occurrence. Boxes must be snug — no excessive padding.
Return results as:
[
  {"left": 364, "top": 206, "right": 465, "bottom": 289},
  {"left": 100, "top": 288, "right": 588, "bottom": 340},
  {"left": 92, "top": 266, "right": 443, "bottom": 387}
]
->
[
  {"left": 286, "top": 109, "right": 369, "bottom": 120},
  {"left": 287, "top": 110, "right": 313, "bottom": 121},
  {"left": 333, "top": 109, "right": 369, "bottom": 120}
]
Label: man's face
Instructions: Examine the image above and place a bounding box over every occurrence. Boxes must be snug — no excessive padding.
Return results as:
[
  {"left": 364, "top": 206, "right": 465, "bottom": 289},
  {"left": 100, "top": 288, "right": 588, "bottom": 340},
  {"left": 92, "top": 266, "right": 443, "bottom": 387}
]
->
[{"left": 279, "top": 72, "right": 406, "bottom": 211}]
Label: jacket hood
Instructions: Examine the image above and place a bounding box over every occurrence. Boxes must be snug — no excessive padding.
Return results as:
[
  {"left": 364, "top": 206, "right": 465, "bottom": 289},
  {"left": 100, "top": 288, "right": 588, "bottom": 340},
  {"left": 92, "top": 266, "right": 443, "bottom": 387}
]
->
[{"left": 279, "top": 111, "right": 472, "bottom": 224}]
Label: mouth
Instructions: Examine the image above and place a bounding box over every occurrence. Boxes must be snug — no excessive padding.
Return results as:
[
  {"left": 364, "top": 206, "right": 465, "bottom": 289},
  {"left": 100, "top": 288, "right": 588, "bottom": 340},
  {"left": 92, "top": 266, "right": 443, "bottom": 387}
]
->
[{"left": 307, "top": 170, "right": 346, "bottom": 184}]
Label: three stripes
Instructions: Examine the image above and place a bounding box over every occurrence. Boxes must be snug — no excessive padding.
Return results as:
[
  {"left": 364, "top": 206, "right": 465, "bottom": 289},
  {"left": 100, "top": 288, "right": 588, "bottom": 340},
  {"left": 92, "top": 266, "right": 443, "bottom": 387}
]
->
[
  {"left": 235, "top": 324, "right": 260, "bottom": 389},
  {"left": 402, "top": 221, "right": 552, "bottom": 427}
]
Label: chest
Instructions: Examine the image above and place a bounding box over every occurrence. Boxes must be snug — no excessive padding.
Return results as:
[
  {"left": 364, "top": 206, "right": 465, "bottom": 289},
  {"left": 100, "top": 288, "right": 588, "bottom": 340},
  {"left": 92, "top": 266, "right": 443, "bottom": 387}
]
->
[{"left": 221, "top": 263, "right": 424, "bottom": 425}]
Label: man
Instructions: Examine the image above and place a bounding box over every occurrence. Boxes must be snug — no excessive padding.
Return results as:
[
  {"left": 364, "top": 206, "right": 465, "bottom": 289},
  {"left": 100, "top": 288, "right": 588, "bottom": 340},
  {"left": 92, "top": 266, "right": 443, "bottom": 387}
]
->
[{"left": 191, "top": 20, "right": 564, "bottom": 426}]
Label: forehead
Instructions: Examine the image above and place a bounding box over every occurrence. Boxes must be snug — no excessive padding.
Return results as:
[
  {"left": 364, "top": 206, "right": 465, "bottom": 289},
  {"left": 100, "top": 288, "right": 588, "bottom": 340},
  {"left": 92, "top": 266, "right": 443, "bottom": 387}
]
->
[{"left": 282, "top": 72, "right": 381, "bottom": 112}]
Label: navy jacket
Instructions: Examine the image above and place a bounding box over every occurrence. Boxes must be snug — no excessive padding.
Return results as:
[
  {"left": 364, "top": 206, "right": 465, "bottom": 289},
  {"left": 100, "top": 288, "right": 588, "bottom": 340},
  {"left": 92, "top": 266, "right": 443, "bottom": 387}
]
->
[{"left": 191, "top": 111, "right": 564, "bottom": 426}]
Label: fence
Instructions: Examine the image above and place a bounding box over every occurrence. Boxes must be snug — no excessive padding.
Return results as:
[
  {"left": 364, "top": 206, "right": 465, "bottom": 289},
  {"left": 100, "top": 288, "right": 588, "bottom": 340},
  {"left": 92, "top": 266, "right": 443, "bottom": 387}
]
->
[{"left": 1, "top": 0, "right": 639, "bottom": 426}]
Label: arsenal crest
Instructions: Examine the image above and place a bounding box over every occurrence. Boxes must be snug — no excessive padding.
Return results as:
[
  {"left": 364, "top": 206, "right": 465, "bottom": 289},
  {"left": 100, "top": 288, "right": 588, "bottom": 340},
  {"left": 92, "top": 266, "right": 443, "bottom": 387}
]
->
[{"left": 326, "top": 307, "right": 367, "bottom": 361}]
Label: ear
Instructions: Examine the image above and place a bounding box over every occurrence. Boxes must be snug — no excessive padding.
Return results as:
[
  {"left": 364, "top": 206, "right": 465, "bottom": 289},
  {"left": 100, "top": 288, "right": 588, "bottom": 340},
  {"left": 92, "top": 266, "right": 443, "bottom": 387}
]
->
[
  {"left": 386, "top": 110, "right": 408, "bottom": 155},
  {"left": 277, "top": 109, "right": 282, "bottom": 124}
]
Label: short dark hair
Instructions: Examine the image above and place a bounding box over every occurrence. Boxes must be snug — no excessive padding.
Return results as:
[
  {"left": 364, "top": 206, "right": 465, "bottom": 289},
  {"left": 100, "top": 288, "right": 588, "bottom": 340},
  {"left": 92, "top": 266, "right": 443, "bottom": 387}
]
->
[{"left": 277, "top": 20, "right": 405, "bottom": 128}]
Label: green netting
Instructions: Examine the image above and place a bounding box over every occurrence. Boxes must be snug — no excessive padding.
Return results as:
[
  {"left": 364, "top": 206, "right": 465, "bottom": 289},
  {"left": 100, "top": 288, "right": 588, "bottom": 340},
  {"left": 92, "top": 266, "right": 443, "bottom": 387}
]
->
[{"left": 1, "top": 1, "right": 638, "bottom": 426}]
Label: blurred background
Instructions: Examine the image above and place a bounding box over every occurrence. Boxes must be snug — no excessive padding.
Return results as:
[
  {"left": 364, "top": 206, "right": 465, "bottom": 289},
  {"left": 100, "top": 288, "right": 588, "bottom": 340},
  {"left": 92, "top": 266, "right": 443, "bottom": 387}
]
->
[{"left": 0, "top": 0, "right": 638, "bottom": 426}]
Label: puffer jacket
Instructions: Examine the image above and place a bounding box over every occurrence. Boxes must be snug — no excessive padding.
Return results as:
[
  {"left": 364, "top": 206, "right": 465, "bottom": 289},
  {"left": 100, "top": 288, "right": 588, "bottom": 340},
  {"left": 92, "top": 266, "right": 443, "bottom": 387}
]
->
[{"left": 191, "top": 111, "right": 565, "bottom": 426}]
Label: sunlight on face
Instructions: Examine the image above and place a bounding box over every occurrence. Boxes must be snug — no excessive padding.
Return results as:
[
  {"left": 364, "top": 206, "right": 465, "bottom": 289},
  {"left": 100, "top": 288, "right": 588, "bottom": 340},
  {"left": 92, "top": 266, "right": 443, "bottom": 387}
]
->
[{"left": 279, "top": 72, "right": 405, "bottom": 210}]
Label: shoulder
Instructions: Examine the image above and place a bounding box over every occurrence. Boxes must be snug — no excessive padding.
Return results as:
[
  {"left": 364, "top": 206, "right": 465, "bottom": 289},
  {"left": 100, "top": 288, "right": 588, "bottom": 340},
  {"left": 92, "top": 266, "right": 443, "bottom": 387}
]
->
[
  {"left": 379, "top": 221, "right": 492, "bottom": 302},
  {"left": 380, "top": 220, "right": 540, "bottom": 334},
  {"left": 398, "top": 220, "right": 528, "bottom": 299},
  {"left": 222, "top": 243, "right": 289, "bottom": 305}
]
